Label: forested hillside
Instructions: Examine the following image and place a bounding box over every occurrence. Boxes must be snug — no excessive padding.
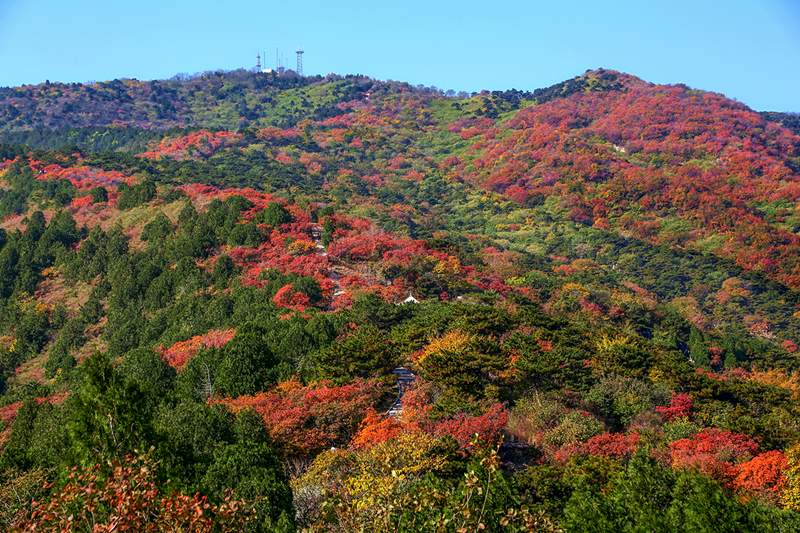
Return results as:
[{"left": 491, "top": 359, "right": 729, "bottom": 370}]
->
[{"left": 0, "top": 68, "right": 799, "bottom": 531}]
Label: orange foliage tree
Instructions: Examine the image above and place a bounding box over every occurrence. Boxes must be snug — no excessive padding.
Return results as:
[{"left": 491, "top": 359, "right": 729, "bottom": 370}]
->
[
  {"left": 350, "top": 408, "right": 406, "bottom": 449},
  {"left": 733, "top": 450, "right": 787, "bottom": 501}
]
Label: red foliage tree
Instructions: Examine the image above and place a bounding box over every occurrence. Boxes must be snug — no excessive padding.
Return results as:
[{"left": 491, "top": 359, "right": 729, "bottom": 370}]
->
[
  {"left": 0, "top": 392, "right": 69, "bottom": 427},
  {"left": 350, "top": 408, "right": 406, "bottom": 449},
  {"left": 670, "top": 428, "right": 759, "bottom": 484},
  {"left": 159, "top": 329, "right": 236, "bottom": 370},
  {"left": 69, "top": 194, "right": 94, "bottom": 209},
  {"left": 215, "top": 379, "right": 383, "bottom": 457},
  {"left": 733, "top": 450, "right": 787, "bottom": 499},
  {"left": 139, "top": 130, "right": 242, "bottom": 160},
  {"left": 256, "top": 126, "right": 301, "bottom": 142},
  {"left": 553, "top": 432, "right": 640, "bottom": 462},
  {"left": 431, "top": 403, "right": 508, "bottom": 448},
  {"left": 34, "top": 163, "right": 136, "bottom": 190},
  {"left": 272, "top": 284, "right": 311, "bottom": 312},
  {"left": 583, "top": 432, "right": 640, "bottom": 458},
  {"left": 656, "top": 392, "right": 693, "bottom": 421}
]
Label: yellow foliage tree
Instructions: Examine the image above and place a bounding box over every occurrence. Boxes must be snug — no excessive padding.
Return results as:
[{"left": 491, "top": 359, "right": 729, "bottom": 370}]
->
[
  {"left": 749, "top": 369, "right": 800, "bottom": 401},
  {"left": 287, "top": 239, "right": 316, "bottom": 255},
  {"left": 292, "top": 432, "right": 447, "bottom": 531},
  {"left": 783, "top": 444, "right": 800, "bottom": 511},
  {"left": 416, "top": 330, "right": 473, "bottom": 365},
  {"left": 432, "top": 256, "right": 461, "bottom": 278}
]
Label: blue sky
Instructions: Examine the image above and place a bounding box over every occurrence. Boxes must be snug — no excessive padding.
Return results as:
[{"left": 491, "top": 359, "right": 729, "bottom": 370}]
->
[{"left": 0, "top": 0, "right": 798, "bottom": 110}]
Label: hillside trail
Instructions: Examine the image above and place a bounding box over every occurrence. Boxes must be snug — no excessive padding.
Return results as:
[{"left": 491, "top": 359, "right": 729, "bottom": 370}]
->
[
  {"left": 311, "top": 224, "right": 414, "bottom": 416},
  {"left": 311, "top": 223, "right": 388, "bottom": 296}
]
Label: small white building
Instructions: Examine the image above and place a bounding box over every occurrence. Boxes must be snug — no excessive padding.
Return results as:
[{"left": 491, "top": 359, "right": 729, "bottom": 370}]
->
[{"left": 402, "top": 294, "right": 420, "bottom": 304}]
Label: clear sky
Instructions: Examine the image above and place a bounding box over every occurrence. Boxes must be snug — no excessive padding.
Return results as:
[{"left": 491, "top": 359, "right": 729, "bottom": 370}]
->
[{"left": 0, "top": 0, "right": 798, "bottom": 111}]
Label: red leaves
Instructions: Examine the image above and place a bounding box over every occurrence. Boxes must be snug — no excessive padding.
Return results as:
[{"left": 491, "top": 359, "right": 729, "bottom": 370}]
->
[
  {"left": 69, "top": 194, "right": 94, "bottom": 209},
  {"left": 256, "top": 126, "right": 301, "bottom": 142},
  {"left": 554, "top": 432, "right": 640, "bottom": 462},
  {"left": 448, "top": 117, "right": 494, "bottom": 139},
  {"left": 670, "top": 428, "right": 758, "bottom": 483},
  {"left": 159, "top": 329, "right": 236, "bottom": 370},
  {"left": 34, "top": 163, "right": 136, "bottom": 191},
  {"left": 179, "top": 184, "right": 276, "bottom": 211},
  {"left": 0, "top": 392, "right": 68, "bottom": 427},
  {"left": 215, "top": 379, "right": 383, "bottom": 457},
  {"left": 733, "top": 450, "right": 787, "bottom": 497},
  {"left": 431, "top": 403, "right": 508, "bottom": 448},
  {"left": 138, "top": 130, "right": 242, "bottom": 160},
  {"left": 327, "top": 229, "right": 411, "bottom": 262},
  {"left": 230, "top": 237, "right": 331, "bottom": 290},
  {"left": 274, "top": 151, "right": 294, "bottom": 165},
  {"left": 0, "top": 402, "right": 22, "bottom": 427},
  {"left": 223, "top": 209, "right": 511, "bottom": 305},
  {"left": 349, "top": 401, "right": 510, "bottom": 451},
  {"left": 444, "top": 73, "right": 800, "bottom": 289},
  {"left": 272, "top": 284, "right": 311, "bottom": 312},
  {"left": 298, "top": 152, "right": 323, "bottom": 174},
  {"left": 656, "top": 392, "right": 693, "bottom": 421},
  {"left": 584, "top": 432, "right": 640, "bottom": 458},
  {"left": 350, "top": 408, "right": 405, "bottom": 449},
  {"left": 0, "top": 156, "right": 20, "bottom": 171},
  {"left": 403, "top": 169, "right": 424, "bottom": 182}
]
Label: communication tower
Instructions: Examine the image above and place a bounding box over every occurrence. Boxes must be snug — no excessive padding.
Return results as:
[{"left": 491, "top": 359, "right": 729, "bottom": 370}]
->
[{"left": 296, "top": 49, "right": 304, "bottom": 76}]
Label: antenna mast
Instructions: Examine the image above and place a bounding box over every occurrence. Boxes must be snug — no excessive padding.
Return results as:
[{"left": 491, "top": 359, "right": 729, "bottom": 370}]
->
[{"left": 296, "top": 48, "right": 304, "bottom": 76}]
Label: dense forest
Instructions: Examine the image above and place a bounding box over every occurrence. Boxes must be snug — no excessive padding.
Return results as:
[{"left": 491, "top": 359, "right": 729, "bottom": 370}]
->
[{"left": 0, "top": 68, "right": 798, "bottom": 531}]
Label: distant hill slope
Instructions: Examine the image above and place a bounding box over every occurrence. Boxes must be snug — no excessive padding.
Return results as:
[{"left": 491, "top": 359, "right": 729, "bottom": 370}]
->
[
  {"left": 762, "top": 112, "right": 800, "bottom": 136},
  {"left": 0, "top": 70, "right": 378, "bottom": 132},
  {"left": 1, "top": 68, "right": 799, "bottom": 331},
  {"left": 445, "top": 70, "right": 800, "bottom": 289}
]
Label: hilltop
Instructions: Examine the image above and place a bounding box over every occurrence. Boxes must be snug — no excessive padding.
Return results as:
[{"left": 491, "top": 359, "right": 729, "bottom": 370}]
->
[{"left": 0, "top": 68, "right": 799, "bottom": 530}]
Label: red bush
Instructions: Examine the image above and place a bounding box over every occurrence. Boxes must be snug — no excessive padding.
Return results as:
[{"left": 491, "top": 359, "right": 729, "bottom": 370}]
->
[
  {"left": 272, "top": 284, "right": 311, "bottom": 312},
  {"left": 159, "top": 329, "right": 236, "bottom": 370},
  {"left": 350, "top": 408, "right": 406, "bottom": 449},
  {"left": 431, "top": 403, "right": 508, "bottom": 448},
  {"left": 34, "top": 164, "right": 136, "bottom": 190},
  {"left": 0, "top": 392, "right": 69, "bottom": 427},
  {"left": 656, "top": 392, "right": 693, "bottom": 421},
  {"left": 215, "top": 379, "right": 383, "bottom": 457},
  {"left": 139, "top": 130, "right": 242, "bottom": 160},
  {"left": 583, "top": 432, "right": 640, "bottom": 458},
  {"left": 69, "top": 195, "right": 94, "bottom": 209},
  {"left": 670, "top": 428, "right": 758, "bottom": 483},
  {"left": 733, "top": 450, "right": 787, "bottom": 497}
]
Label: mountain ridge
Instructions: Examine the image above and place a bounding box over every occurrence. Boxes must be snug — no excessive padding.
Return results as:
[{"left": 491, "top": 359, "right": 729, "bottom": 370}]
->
[{"left": 2, "top": 68, "right": 794, "bottom": 135}]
